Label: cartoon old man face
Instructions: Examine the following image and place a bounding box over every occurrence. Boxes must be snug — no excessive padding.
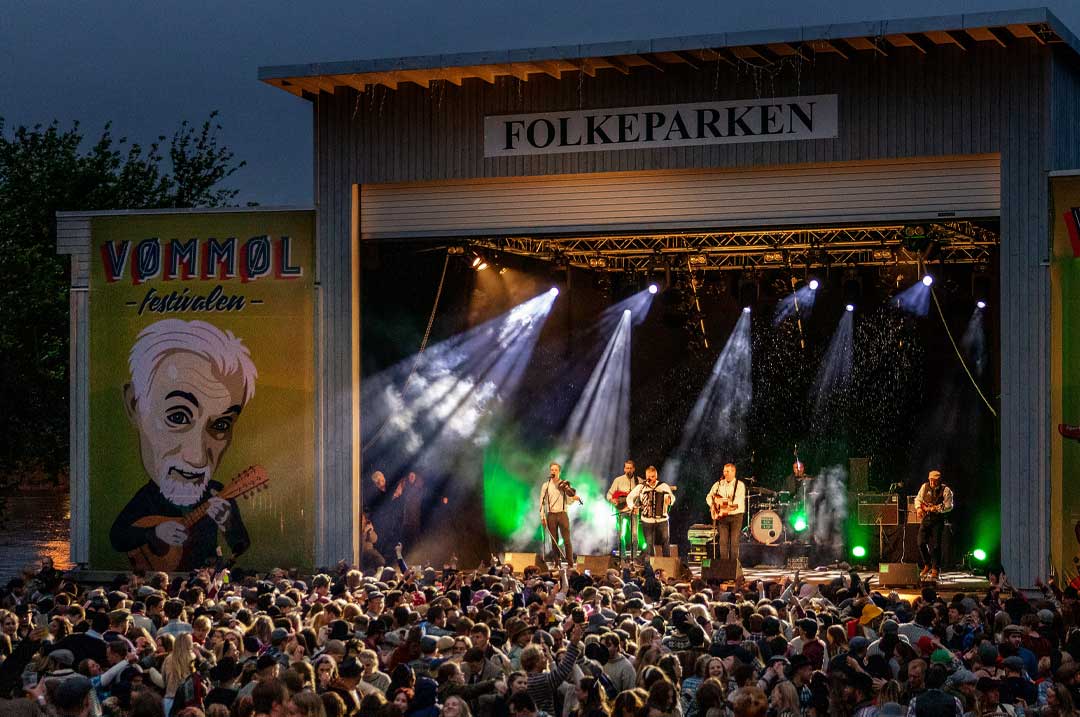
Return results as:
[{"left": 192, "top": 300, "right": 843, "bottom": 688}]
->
[
  {"left": 111, "top": 319, "right": 256, "bottom": 569},
  {"left": 123, "top": 349, "right": 249, "bottom": 506}
]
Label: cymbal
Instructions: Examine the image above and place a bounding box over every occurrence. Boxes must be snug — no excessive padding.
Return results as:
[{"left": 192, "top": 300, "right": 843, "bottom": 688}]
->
[{"left": 749, "top": 486, "right": 777, "bottom": 496}]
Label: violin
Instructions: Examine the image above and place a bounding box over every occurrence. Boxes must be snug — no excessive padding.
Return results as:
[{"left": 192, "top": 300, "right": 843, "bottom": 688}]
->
[{"left": 555, "top": 478, "right": 583, "bottom": 504}]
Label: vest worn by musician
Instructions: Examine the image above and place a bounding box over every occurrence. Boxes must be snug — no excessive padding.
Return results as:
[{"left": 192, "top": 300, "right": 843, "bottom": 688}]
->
[{"left": 921, "top": 483, "right": 946, "bottom": 519}]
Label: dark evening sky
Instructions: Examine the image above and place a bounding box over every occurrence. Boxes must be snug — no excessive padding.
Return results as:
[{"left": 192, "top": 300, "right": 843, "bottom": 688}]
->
[{"left": 3, "top": 0, "right": 1077, "bottom": 205}]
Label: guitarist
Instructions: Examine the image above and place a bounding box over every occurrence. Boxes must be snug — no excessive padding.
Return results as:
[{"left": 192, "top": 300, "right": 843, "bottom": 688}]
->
[
  {"left": 109, "top": 319, "right": 255, "bottom": 571},
  {"left": 706, "top": 463, "right": 746, "bottom": 563},
  {"left": 607, "top": 459, "right": 642, "bottom": 562},
  {"left": 914, "top": 469, "right": 953, "bottom": 581}
]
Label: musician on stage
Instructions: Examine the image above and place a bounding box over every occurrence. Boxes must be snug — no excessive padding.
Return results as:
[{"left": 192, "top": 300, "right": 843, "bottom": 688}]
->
[
  {"left": 539, "top": 462, "right": 578, "bottom": 565},
  {"left": 607, "top": 459, "right": 642, "bottom": 561},
  {"left": 707, "top": 463, "right": 746, "bottom": 563},
  {"left": 914, "top": 469, "right": 953, "bottom": 581},
  {"left": 625, "top": 466, "right": 675, "bottom": 557},
  {"left": 783, "top": 461, "right": 812, "bottom": 494}
]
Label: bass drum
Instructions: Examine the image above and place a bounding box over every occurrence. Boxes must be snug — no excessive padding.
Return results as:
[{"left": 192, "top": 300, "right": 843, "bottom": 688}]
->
[{"left": 751, "top": 509, "right": 784, "bottom": 545}]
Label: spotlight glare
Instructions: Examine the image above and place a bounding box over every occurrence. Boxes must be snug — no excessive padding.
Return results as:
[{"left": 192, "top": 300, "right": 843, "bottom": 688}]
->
[
  {"left": 972, "top": 548, "right": 988, "bottom": 562},
  {"left": 976, "top": 300, "right": 987, "bottom": 309},
  {"left": 550, "top": 287, "right": 560, "bottom": 296},
  {"left": 477, "top": 261, "right": 489, "bottom": 271},
  {"left": 623, "top": 309, "right": 632, "bottom": 316},
  {"left": 852, "top": 545, "right": 867, "bottom": 559},
  {"left": 845, "top": 304, "right": 854, "bottom": 312},
  {"left": 808, "top": 279, "right": 820, "bottom": 291},
  {"left": 648, "top": 283, "right": 659, "bottom": 294},
  {"left": 471, "top": 257, "right": 482, "bottom": 268},
  {"left": 922, "top": 274, "right": 934, "bottom": 286},
  {"left": 791, "top": 513, "right": 808, "bottom": 532},
  {"left": 742, "top": 306, "right": 751, "bottom": 314}
]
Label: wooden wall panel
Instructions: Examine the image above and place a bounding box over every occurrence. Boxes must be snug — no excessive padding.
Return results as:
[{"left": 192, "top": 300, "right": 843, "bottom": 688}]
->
[{"left": 312, "top": 41, "right": 1064, "bottom": 584}]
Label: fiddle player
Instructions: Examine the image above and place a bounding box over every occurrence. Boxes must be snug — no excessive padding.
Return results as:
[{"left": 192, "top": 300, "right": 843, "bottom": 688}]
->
[
  {"left": 539, "top": 462, "right": 578, "bottom": 565},
  {"left": 606, "top": 459, "right": 642, "bottom": 562},
  {"left": 914, "top": 469, "right": 953, "bottom": 581}
]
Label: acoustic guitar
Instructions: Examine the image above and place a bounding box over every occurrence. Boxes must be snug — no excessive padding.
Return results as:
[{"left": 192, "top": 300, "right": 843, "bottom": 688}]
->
[
  {"left": 126, "top": 465, "right": 269, "bottom": 571},
  {"left": 709, "top": 491, "right": 739, "bottom": 520}
]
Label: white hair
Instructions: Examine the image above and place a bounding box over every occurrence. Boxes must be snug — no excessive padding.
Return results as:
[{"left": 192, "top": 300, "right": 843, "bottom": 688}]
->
[{"left": 128, "top": 319, "right": 257, "bottom": 410}]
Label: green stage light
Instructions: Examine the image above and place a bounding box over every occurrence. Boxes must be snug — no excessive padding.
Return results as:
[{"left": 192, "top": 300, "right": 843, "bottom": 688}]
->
[
  {"left": 972, "top": 548, "right": 988, "bottom": 562},
  {"left": 791, "top": 513, "right": 808, "bottom": 532},
  {"left": 852, "top": 545, "right": 867, "bottom": 559}
]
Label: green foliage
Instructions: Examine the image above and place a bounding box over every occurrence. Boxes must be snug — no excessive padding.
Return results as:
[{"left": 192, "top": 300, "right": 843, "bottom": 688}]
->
[{"left": 0, "top": 112, "right": 245, "bottom": 478}]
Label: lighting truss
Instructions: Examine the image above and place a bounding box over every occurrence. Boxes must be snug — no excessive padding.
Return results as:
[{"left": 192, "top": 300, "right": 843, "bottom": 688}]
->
[{"left": 464, "top": 222, "right": 998, "bottom": 272}]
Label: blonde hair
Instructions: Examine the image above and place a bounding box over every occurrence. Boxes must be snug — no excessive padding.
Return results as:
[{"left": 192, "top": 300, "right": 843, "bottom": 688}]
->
[{"left": 163, "top": 633, "right": 195, "bottom": 697}]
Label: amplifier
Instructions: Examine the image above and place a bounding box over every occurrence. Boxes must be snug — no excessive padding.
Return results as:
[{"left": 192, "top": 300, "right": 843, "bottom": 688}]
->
[
  {"left": 857, "top": 493, "right": 899, "bottom": 526},
  {"left": 688, "top": 524, "right": 717, "bottom": 544},
  {"left": 907, "top": 496, "right": 919, "bottom": 524}
]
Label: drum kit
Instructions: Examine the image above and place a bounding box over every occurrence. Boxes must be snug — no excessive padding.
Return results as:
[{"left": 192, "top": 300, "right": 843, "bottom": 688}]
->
[{"left": 745, "top": 477, "right": 812, "bottom": 545}]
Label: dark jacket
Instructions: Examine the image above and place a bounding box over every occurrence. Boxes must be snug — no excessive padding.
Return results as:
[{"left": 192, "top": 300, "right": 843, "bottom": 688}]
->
[{"left": 109, "top": 480, "right": 250, "bottom": 571}]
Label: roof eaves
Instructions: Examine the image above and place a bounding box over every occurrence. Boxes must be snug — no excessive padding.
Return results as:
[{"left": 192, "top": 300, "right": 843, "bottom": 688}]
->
[{"left": 256, "top": 7, "right": 1079, "bottom": 82}]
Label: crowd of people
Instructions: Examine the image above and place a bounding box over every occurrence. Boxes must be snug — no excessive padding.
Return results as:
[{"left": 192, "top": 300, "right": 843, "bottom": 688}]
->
[{"left": 1, "top": 550, "right": 1079, "bottom": 717}]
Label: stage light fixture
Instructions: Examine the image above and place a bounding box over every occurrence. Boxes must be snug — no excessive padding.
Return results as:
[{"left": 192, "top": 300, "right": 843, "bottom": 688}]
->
[
  {"left": 623, "top": 308, "right": 632, "bottom": 317},
  {"left": 742, "top": 306, "right": 751, "bottom": 314},
  {"left": 922, "top": 274, "right": 934, "bottom": 286},
  {"left": 587, "top": 255, "right": 608, "bottom": 269},
  {"left": 872, "top": 248, "right": 893, "bottom": 261},
  {"left": 648, "top": 283, "right": 659, "bottom": 294},
  {"left": 851, "top": 545, "right": 867, "bottom": 559},
  {"left": 763, "top": 251, "right": 784, "bottom": 264},
  {"left": 808, "top": 279, "right": 820, "bottom": 291},
  {"left": 447, "top": 246, "right": 465, "bottom": 255},
  {"left": 791, "top": 513, "right": 808, "bottom": 532},
  {"left": 976, "top": 300, "right": 987, "bottom": 309},
  {"left": 972, "top": 548, "right": 988, "bottom": 562},
  {"left": 688, "top": 254, "right": 708, "bottom": 266},
  {"left": 845, "top": 304, "right": 855, "bottom": 312},
  {"left": 470, "top": 252, "right": 489, "bottom": 271},
  {"left": 550, "top": 287, "right": 560, "bottom": 296}
]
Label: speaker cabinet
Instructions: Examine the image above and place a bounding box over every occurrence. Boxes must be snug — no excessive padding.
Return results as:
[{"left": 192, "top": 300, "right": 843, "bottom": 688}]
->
[
  {"left": 701, "top": 558, "right": 742, "bottom": 583},
  {"left": 878, "top": 562, "right": 920, "bottom": 587},
  {"left": 575, "top": 555, "right": 616, "bottom": 573},
  {"left": 502, "top": 552, "right": 545, "bottom": 575},
  {"left": 650, "top": 556, "right": 684, "bottom": 578}
]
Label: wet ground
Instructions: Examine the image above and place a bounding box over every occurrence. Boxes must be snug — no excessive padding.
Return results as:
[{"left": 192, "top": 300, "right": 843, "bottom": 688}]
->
[{"left": 0, "top": 493, "right": 71, "bottom": 581}]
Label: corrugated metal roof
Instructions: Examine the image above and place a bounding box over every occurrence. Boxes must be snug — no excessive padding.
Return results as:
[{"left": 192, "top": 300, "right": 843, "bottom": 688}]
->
[{"left": 258, "top": 7, "right": 1080, "bottom": 97}]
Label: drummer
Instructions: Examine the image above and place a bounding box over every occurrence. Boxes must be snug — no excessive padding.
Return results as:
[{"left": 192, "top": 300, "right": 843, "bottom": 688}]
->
[{"left": 783, "top": 460, "right": 813, "bottom": 494}]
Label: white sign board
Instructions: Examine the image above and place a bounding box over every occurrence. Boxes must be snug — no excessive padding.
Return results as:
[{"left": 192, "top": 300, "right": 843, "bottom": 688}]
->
[{"left": 484, "top": 94, "right": 838, "bottom": 158}]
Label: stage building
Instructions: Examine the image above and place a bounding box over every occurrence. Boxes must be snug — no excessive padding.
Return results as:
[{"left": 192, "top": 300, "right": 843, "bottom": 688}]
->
[{"left": 55, "top": 9, "right": 1080, "bottom": 587}]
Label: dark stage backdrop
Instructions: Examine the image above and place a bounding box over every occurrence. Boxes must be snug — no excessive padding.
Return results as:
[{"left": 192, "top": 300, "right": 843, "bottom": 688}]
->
[{"left": 360, "top": 240, "right": 1000, "bottom": 566}]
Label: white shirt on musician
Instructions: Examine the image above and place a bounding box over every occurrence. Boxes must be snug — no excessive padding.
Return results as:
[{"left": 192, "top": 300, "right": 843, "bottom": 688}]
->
[
  {"left": 626, "top": 482, "right": 675, "bottom": 524},
  {"left": 707, "top": 477, "right": 746, "bottom": 515},
  {"left": 607, "top": 473, "right": 641, "bottom": 514}
]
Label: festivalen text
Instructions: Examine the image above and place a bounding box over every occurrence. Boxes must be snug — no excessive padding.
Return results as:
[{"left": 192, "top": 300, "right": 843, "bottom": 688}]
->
[
  {"left": 484, "top": 95, "right": 838, "bottom": 157},
  {"left": 100, "top": 234, "right": 304, "bottom": 285},
  {"left": 136, "top": 285, "right": 245, "bottom": 316}
]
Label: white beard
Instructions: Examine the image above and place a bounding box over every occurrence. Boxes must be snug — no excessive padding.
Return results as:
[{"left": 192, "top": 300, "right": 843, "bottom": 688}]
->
[{"left": 158, "top": 470, "right": 210, "bottom": 507}]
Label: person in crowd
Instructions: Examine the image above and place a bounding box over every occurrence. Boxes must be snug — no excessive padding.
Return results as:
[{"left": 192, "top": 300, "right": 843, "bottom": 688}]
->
[{"left": 2, "top": 546, "right": 1078, "bottom": 717}]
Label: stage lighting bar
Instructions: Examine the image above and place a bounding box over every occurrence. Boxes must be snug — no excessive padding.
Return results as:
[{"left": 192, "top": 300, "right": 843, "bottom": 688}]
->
[{"left": 474, "top": 221, "right": 998, "bottom": 273}]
